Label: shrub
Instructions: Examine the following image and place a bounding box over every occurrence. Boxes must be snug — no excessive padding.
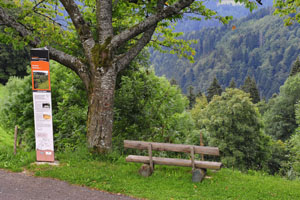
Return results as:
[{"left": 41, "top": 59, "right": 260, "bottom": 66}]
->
[
  {"left": 264, "top": 73, "right": 300, "bottom": 140},
  {"left": 1, "top": 63, "right": 196, "bottom": 153},
  {"left": 196, "top": 88, "right": 271, "bottom": 170},
  {"left": 0, "top": 63, "right": 88, "bottom": 150},
  {"left": 113, "top": 69, "right": 195, "bottom": 153}
]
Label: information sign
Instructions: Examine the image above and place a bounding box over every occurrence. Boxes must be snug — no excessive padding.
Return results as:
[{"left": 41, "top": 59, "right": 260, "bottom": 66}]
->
[{"left": 31, "top": 48, "right": 54, "bottom": 162}]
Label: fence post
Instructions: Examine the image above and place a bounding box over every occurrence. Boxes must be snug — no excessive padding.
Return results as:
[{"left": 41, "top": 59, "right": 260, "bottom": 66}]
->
[
  {"left": 200, "top": 132, "right": 204, "bottom": 161},
  {"left": 14, "top": 125, "right": 18, "bottom": 155},
  {"left": 148, "top": 143, "right": 154, "bottom": 172},
  {"left": 190, "top": 146, "right": 196, "bottom": 170}
]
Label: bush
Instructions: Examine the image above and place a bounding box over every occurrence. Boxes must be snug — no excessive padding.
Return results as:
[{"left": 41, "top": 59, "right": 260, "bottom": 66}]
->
[
  {"left": 1, "top": 63, "right": 197, "bottom": 153},
  {"left": 266, "top": 140, "right": 289, "bottom": 175},
  {"left": 113, "top": 69, "right": 196, "bottom": 153},
  {"left": 264, "top": 73, "right": 300, "bottom": 140},
  {"left": 288, "top": 132, "right": 300, "bottom": 179},
  {"left": 286, "top": 102, "right": 300, "bottom": 179},
  {"left": 50, "top": 63, "right": 88, "bottom": 151},
  {"left": 195, "top": 88, "right": 271, "bottom": 170},
  {"left": 0, "top": 74, "right": 35, "bottom": 150},
  {"left": 0, "top": 63, "right": 88, "bottom": 150}
]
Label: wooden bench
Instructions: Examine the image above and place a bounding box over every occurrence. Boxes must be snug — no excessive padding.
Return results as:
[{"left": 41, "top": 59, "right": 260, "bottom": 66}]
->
[{"left": 124, "top": 140, "right": 222, "bottom": 182}]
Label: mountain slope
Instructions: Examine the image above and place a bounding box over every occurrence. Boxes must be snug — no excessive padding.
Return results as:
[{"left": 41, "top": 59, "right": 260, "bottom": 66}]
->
[
  {"left": 151, "top": 7, "right": 300, "bottom": 99},
  {"left": 174, "top": 0, "right": 273, "bottom": 32}
]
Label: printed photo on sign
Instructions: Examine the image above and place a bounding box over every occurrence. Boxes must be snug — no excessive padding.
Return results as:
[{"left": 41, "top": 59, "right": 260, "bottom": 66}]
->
[
  {"left": 33, "top": 71, "right": 49, "bottom": 90},
  {"left": 42, "top": 103, "right": 50, "bottom": 108},
  {"left": 43, "top": 114, "right": 51, "bottom": 120}
]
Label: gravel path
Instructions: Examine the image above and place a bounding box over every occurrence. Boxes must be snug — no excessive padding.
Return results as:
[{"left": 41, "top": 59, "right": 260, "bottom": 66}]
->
[{"left": 0, "top": 169, "right": 138, "bottom": 200}]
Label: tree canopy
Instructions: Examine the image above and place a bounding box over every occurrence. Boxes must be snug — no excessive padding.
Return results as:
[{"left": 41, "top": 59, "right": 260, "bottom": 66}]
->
[
  {"left": 274, "top": 0, "right": 300, "bottom": 25},
  {"left": 0, "top": 0, "right": 262, "bottom": 152}
]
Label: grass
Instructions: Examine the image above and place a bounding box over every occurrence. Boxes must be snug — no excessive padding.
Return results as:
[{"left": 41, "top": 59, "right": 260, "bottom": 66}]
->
[
  {"left": 1, "top": 146, "right": 299, "bottom": 200},
  {"left": 0, "top": 148, "right": 35, "bottom": 172},
  {"left": 0, "top": 126, "right": 14, "bottom": 148}
]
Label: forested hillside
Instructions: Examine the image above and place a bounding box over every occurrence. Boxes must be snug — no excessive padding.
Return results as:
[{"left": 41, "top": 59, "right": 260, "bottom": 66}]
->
[
  {"left": 151, "top": 7, "right": 300, "bottom": 99},
  {"left": 174, "top": 0, "right": 272, "bottom": 32}
]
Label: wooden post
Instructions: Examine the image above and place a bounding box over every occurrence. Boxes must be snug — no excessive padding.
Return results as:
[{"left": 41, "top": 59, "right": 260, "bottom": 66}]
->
[
  {"left": 148, "top": 143, "right": 154, "bottom": 172},
  {"left": 138, "top": 143, "right": 154, "bottom": 177},
  {"left": 200, "top": 132, "right": 204, "bottom": 161},
  {"left": 190, "top": 146, "right": 195, "bottom": 170},
  {"left": 14, "top": 125, "right": 18, "bottom": 155}
]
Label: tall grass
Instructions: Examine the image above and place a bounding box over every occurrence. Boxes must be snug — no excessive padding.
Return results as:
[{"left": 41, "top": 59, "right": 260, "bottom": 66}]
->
[
  {"left": 0, "top": 84, "right": 14, "bottom": 147},
  {"left": 0, "top": 148, "right": 35, "bottom": 172},
  {"left": 0, "top": 126, "right": 14, "bottom": 147}
]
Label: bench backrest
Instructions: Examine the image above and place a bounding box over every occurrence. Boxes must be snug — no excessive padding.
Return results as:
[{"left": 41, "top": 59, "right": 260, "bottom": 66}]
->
[{"left": 124, "top": 140, "right": 219, "bottom": 156}]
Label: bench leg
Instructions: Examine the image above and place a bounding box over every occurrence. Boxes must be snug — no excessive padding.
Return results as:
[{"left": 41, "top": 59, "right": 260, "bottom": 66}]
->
[
  {"left": 192, "top": 168, "right": 206, "bottom": 182},
  {"left": 139, "top": 164, "right": 153, "bottom": 177}
]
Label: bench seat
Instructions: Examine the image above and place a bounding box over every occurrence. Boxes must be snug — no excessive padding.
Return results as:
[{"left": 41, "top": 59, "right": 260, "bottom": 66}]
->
[{"left": 126, "top": 155, "right": 222, "bottom": 170}]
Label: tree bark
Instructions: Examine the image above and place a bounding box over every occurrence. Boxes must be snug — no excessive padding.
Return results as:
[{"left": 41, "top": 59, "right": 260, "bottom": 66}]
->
[{"left": 87, "top": 66, "right": 117, "bottom": 152}]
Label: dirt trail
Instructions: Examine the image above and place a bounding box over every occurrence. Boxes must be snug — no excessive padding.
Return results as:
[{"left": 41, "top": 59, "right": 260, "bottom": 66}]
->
[{"left": 0, "top": 169, "right": 137, "bottom": 200}]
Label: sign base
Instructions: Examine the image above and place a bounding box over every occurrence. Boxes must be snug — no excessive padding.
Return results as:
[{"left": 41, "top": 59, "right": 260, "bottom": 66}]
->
[
  {"left": 34, "top": 161, "right": 60, "bottom": 166},
  {"left": 36, "top": 149, "right": 55, "bottom": 162}
]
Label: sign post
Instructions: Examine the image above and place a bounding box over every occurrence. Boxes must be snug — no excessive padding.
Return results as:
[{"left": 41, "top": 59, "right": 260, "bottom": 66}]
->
[{"left": 31, "top": 48, "right": 55, "bottom": 162}]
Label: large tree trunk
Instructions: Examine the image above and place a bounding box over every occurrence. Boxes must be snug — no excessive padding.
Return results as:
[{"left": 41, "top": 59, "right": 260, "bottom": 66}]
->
[{"left": 87, "top": 66, "right": 117, "bottom": 153}]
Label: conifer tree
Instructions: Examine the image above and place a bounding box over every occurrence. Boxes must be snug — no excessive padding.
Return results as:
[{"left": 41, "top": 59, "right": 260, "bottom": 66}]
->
[
  {"left": 170, "top": 78, "right": 178, "bottom": 86},
  {"left": 250, "top": 77, "right": 260, "bottom": 104},
  {"left": 207, "top": 77, "right": 222, "bottom": 102},
  {"left": 241, "top": 76, "right": 260, "bottom": 104},
  {"left": 229, "top": 78, "right": 236, "bottom": 88},
  {"left": 187, "top": 85, "right": 196, "bottom": 109},
  {"left": 196, "top": 90, "right": 203, "bottom": 98},
  {"left": 290, "top": 57, "right": 300, "bottom": 77}
]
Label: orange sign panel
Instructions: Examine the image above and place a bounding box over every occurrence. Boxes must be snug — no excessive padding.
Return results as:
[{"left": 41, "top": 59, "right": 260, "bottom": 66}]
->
[{"left": 31, "top": 61, "right": 51, "bottom": 91}]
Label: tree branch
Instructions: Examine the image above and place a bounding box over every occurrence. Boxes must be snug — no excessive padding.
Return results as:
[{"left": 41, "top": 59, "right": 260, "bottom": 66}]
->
[
  {"left": 59, "top": 0, "right": 94, "bottom": 49},
  {"left": 110, "top": 0, "right": 194, "bottom": 50},
  {"left": 0, "top": 7, "right": 39, "bottom": 46},
  {"left": 48, "top": 46, "right": 90, "bottom": 89},
  {"left": 33, "top": 10, "right": 64, "bottom": 27},
  {"left": 114, "top": 0, "right": 166, "bottom": 73},
  {"left": 115, "top": 25, "right": 156, "bottom": 73},
  {"left": 0, "top": 6, "right": 90, "bottom": 89},
  {"left": 97, "top": 0, "right": 113, "bottom": 44},
  {"left": 59, "top": 0, "right": 95, "bottom": 71},
  {"left": 32, "top": 0, "right": 47, "bottom": 11}
]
